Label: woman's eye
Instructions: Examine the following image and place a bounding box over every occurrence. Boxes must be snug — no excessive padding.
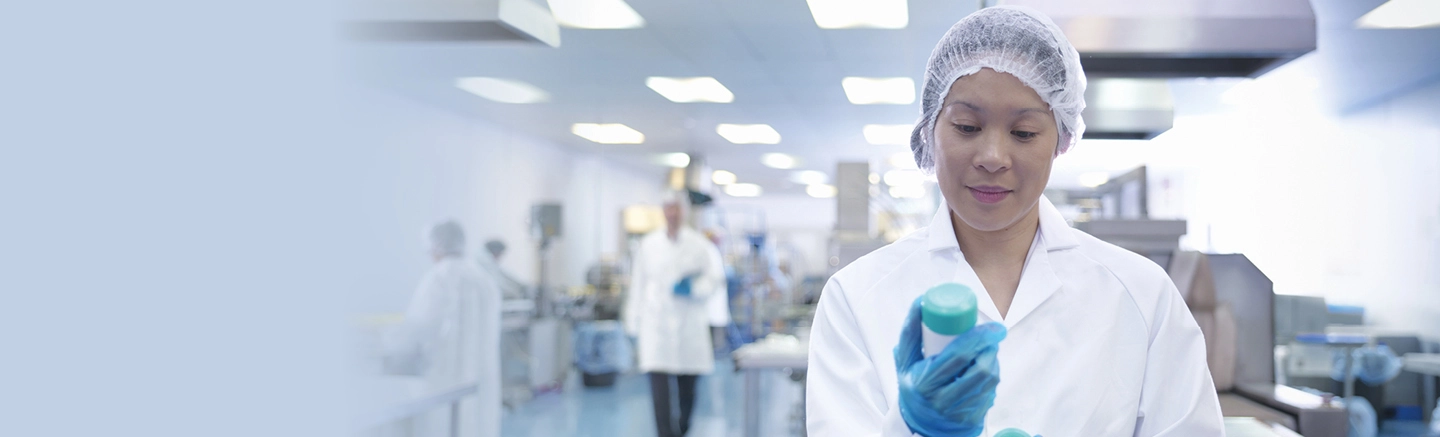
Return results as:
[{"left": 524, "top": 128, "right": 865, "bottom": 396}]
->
[
  {"left": 955, "top": 124, "right": 980, "bottom": 134},
  {"left": 1012, "top": 130, "right": 1038, "bottom": 139}
]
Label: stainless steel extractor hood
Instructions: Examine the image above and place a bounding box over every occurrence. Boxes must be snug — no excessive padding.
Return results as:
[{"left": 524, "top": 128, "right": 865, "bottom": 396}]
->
[
  {"left": 997, "top": 0, "right": 1316, "bottom": 78},
  {"left": 345, "top": 0, "right": 561, "bottom": 46},
  {"left": 1082, "top": 78, "right": 1173, "bottom": 140}
]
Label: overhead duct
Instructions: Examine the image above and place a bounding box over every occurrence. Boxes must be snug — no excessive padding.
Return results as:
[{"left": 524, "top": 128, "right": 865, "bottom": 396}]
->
[
  {"left": 997, "top": 0, "right": 1316, "bottom": 77},
  {"left": 1082, "top": 78, "right": 1173, "bottom": 140},
  {"left": 345, "top": 0, "right": 561, "bottom": 46}
]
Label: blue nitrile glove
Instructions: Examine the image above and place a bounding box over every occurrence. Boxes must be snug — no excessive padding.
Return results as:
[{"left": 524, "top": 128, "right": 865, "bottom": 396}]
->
[
  {"left": 672, "top": 275, "right": 695, "bottom": 297},
  {"left": 894, "top": 296, "right": 1007, "bottom": 437}
]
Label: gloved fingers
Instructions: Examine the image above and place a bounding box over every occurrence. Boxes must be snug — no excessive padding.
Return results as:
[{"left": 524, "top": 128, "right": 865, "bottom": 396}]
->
[
  {"left": 922, "top": 323, "right": 1006, "bottom": 381},
  {"left": 894, "top": 296, "right": 926, "bottom": 371},
  {"left": 927, "top": 344, "right": 1001, "bottom": 408}
]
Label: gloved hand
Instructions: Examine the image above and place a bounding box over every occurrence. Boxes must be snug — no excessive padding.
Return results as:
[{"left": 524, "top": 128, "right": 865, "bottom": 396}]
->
[
  {"left": 894, "top": 296, "right": 1007, "bottom": 437},
  {"left": 673, "top": 275, "right": 696, "bottom": 297}
]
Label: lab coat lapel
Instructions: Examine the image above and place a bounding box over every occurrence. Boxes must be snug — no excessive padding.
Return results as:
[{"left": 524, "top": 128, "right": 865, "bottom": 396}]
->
[
  {"left": 926, "top": 206, "right": 1006, "bottom": 324},
  {"left": 1001, "top": 197, "right": 1078, "bottom": 327},
  {"left": 1000, "top": 238, "right": 1061, "bottom": 328},
  {"left": 952, "top": 253, "right": 1005, "bottom": 325}
]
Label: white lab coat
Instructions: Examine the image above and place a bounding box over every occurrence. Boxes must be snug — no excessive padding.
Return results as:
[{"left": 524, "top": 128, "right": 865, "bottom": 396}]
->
[
  {"left": 806, "top": 197, "right": 1223, "bottom": 437},
  {"left": 394, "top": 257, "right": 502, "bottom": 437},
  {"left": 624, "top": 226, "right": 726, "bottom": 374}
]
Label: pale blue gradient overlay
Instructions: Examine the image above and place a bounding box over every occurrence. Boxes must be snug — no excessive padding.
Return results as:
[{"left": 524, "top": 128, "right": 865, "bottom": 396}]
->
[{"left": 0, "top": 0, "right": 366, "bottom": 435}]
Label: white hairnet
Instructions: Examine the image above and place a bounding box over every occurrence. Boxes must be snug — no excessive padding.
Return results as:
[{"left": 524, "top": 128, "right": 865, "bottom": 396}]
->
[
  {"left": 429, "top": 220, "right": 466, "bottom": 257},
  {"left": 910, "top": 5, "right": 1087, "bottom": 172}
]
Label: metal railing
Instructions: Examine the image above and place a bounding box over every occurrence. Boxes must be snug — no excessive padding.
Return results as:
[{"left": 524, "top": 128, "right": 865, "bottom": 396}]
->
[{"left": 357, "top": 383, "right": 478, "bottom": 437}]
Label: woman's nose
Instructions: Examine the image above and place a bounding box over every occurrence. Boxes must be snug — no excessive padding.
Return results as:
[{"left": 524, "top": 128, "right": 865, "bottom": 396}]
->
[{"left": 972, "top": 133, "right": 1010, "bottom": 173}]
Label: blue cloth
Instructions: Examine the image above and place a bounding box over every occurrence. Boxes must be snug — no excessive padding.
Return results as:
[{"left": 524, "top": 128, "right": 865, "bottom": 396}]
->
[
  {"left": 1344, "top": 396, "right": 1377, "bottom": 437},
  {"left": 894, "top": 296, "right": 1007, "bottom": 437},
  {"left": 1331, "top": 344, "right": 1404, "bottom": 386},
  {"left": 673, "top": 275, "right": 694, "bottom": 297}
]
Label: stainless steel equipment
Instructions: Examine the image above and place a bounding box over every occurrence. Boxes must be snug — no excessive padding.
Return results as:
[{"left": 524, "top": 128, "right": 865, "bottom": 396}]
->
[{"left": 996, "top": 0, "right": 1316, "bottom": 78}]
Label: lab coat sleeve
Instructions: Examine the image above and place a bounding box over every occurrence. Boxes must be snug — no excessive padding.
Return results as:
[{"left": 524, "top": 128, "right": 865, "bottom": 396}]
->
[
  {"left": 687, "top": 240, "right": 725, "bottom": 301},
  {"left": 623, "top": 249, "right": 645, "bottom": 336},
  {"left": 807, "top": 278, "right": 908, "bottom": 436},
  {"left": 1133, "top": 280, "right": 1225, "bottom": 436},
  {"left": 383, "top": 269, "right": 453, "bottom": 372}
]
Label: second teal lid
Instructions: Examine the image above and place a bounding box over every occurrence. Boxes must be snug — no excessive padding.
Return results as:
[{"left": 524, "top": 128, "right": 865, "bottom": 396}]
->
[
  {"left": 920, "top": 283, "right": 977, "bottom": 336},
  {"left": 993, "top": 428, "right": 1031, "bottom": 437}
]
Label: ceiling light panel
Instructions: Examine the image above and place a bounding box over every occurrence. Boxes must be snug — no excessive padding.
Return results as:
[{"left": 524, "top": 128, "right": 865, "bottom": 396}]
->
[
  {"left": 842, "top": 77, "right": 915, "bottom": 105},
  {"left": 712, "top": 170, "right": 737, "bottom": 185},
  {"left": 656, "top": 153, "right": 691, "bottom": 168},
  {"left": 761, "top": 153, "right": 799, "bottom": 169},
  {"left": 864, "top": 124, "right": 913, "bottom": 145},
  {"left": 716, "top": 124, "right": 781, "bottom": 144},
  {"left": 889, "top": 185, "right": 926, "bottom": 199},
  {"left": 888, "top": 151, "right": 918, "bottom": 169},
  {"left": 455, "top": 77, "right": 549, "bottom": 104},
  {"left": 646, "top": 77, "right": 734, "bottom": 103},
  {"left": 790, "top": 170, "right": 828, "bottom": 185},
  {"left": 883, "top": 170, "right": 924, "bottom": 187},
  {"left": 548, "top": 0, "right": 645, "bottom": 29},
  {"left": 725, "top": 183, "right": 763, "bottom": 197},
  {"left": 805, "top": 0, "right": 908, "bottom": 29},
  {"left": 806, "top": 184, "right": 837, "bottom": 198},
  {"left": 1356, "top": 0, "right": 1440, "bottom": 29},
  {"left": 572, "top": 123, "right": 645, "bottom": 144}
]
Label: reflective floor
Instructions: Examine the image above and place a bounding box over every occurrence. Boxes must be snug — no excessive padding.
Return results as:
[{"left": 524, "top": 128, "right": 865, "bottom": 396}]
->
[
  {"left": 501, "top": 360, "right": 804, "bottom": 437},
  {"left": 499, "top": 359, "right": 1432, "bottom": 437}
]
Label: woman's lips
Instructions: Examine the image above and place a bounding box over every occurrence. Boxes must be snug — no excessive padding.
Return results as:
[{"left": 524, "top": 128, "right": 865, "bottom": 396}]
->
[{"left": 967, "top": 186, "right": 1011, "bottom": 204}]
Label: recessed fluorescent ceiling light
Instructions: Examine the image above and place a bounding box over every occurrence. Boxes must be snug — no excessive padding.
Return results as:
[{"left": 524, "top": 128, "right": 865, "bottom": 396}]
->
[
  {"left": 805, "top": 0, "right": 908, "bottom": 29},
  {"left": 1079, "top": 172, "right": 1110, "bottom": 188},
  {"left": 761, "top": 153, "right": 799, "bottom": 169},
  {"left": 712, "top": 170, "right": 737, "bottom": 185},
  {"left": 806, "top": 184, "right": 838, "bottom": 198},
  {"left": 725, "top": 183, "right": 763, "bottom": 197},
  {"left": 1356, "top": 0, "right": 1440, "bottom": 29},
  {"left": 646, "top": 77, "right": 734, "bottom": 103},
  {"left": 716, "top": 124, "right": 781, "bottom": 144},
  {"left": 455, "top": 77, "right": 549, "bottom": 104},
  {"left": 548, "top": 0, "right": 645, "bottom": 29},
  {"left": 864, "top": 124, "right": 913, "bottom": 145},
  {"left": 790, "top": 170, "right": 828, "bottom": 185},
  {"left": 883, "top": 170, "right": 924, "bottom": 187},
  {"left": 572, "top": 123, "right": 645, "bottom": 144},
  {"left": 842, "top": 77, "right": 915, "bottom": 105},
  {"left": 888, "top": 151, "right": 918, "bottom": 169},
  {"left": 657, "top": 153, "right": 691, "bottom": 168},
  {"left": 889, "top": 185, "right": 926, "bottom": 199}
]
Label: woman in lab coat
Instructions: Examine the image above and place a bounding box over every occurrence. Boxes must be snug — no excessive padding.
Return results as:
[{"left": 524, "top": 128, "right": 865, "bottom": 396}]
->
[
  {"left": 389, "top": 221, "right": 502, "bottom": 437},
  {"left": 624, "top": 192, "right": 726, "bottom": 437},
  {"left": 805, "top": 6, "right": 1223, "bottom": 437}
]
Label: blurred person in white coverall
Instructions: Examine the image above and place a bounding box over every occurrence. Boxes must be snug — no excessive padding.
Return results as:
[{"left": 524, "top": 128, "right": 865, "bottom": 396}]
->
[
  {"left": 389, "top": 220, "right": 501, "bottom": 437},
  {"left": 624, "top": 191, "right": 725, "bottom": 437}
]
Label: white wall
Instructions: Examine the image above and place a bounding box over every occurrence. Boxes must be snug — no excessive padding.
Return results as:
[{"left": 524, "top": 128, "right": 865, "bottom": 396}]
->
[
  {"left": 1103, "top": 73, "right": 1440, "bottom": 339},
  {"left": 347, "top": 86, "right": 663, "bottom": 313}
]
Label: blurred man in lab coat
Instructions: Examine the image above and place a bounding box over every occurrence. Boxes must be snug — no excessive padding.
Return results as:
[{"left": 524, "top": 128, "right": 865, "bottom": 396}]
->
[
  {"left": 389, "top": 220, "right": 501, "bottom": 437},
  {"left": 625, "top": 191, "right": 725, "bottom": 437}
]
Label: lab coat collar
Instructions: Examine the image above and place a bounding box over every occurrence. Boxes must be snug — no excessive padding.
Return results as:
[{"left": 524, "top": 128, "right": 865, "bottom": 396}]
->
[
  {"left": 925, "top": 196, "right": 1078, "bottom": 253},
  {"left": 925, "top": 196, "right": 1077, "bottom": 327}
]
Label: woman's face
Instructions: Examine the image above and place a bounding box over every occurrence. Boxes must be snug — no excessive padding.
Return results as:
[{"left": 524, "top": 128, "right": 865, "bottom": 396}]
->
[{"left": 932, "top": 68, "right": 1058, "bottom": 233}]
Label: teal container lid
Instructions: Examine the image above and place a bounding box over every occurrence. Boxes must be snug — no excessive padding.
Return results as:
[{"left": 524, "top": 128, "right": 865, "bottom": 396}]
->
[
  {"left": 993, "top": 428, "right": 1031, "bottom": 437},
  {"left": 921, "top": 283, "right": 977, "bottom": 336}
]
